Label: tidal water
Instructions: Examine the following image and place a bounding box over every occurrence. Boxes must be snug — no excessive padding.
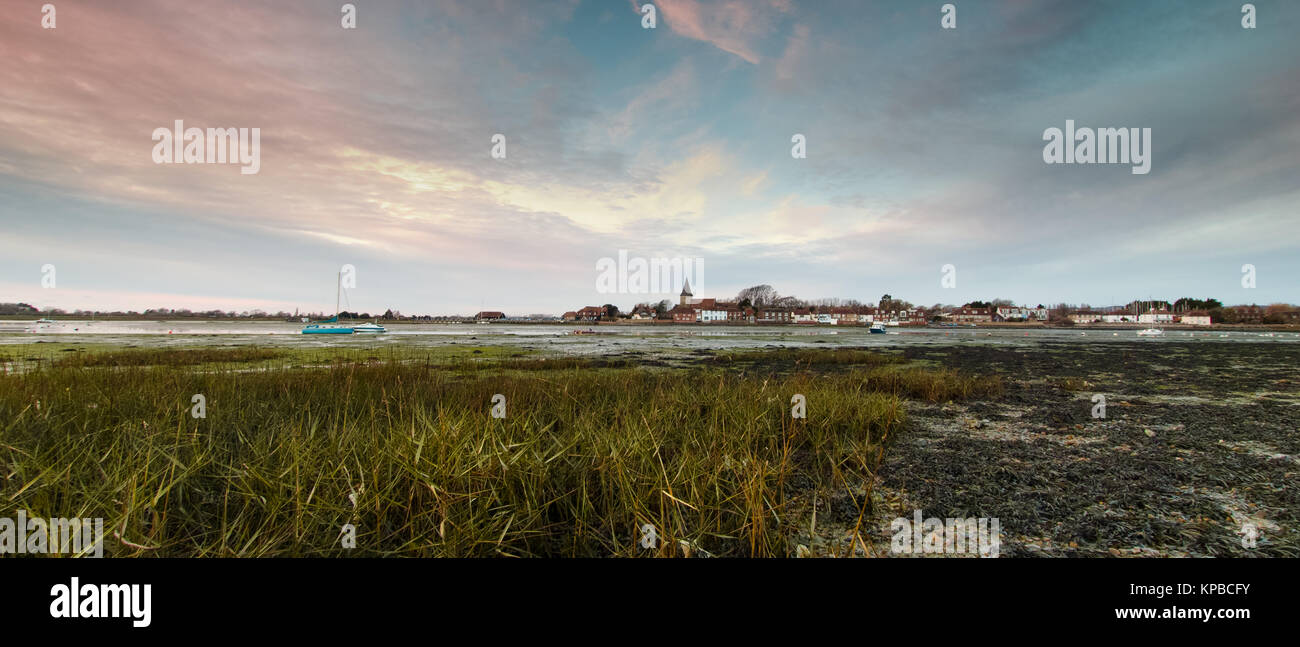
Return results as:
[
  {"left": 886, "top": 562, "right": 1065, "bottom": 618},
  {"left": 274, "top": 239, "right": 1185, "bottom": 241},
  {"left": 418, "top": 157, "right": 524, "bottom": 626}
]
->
[{"left": 2, "top": 320, "right": 1294, "bottom": 356}]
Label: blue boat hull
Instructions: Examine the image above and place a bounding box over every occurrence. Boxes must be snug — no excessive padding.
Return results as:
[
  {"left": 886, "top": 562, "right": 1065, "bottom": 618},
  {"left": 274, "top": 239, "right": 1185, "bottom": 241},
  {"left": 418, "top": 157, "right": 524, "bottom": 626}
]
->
[{"left": 302, "top": 326, "right": 354, "bottom": 334}]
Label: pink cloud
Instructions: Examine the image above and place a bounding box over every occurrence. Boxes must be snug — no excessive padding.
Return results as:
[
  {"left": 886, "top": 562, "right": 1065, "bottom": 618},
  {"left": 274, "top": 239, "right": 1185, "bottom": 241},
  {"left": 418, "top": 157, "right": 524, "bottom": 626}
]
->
[{"left": 653, "top": 0, "right": 790, "bottom": 64}]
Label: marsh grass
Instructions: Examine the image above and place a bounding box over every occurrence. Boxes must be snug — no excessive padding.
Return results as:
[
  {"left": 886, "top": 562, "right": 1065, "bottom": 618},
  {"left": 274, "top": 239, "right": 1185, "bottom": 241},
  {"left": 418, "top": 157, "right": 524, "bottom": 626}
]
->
[
  {"left": 0, "top": 346, "right": 998, "bottom": 557},
  {"left": 710, "top": 348, "right": 903, "bottom": 367},
  {"left": 52, "top": 347, "right": 285, "bottom": 368},
  {"left": 856, "top": 366, "right": 1004, "bottom": 402}
]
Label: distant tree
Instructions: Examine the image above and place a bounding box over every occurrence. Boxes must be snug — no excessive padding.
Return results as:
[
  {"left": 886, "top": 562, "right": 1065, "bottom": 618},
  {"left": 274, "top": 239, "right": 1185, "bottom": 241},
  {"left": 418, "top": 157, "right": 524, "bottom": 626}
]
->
[
  {"left": 1047, "top": 303, "right": 1072, "bottom": 321},
  {"left": 737, "top": 285, "right": 780, "bottom": 308},
  {"left": 602, "top": 304, "right": 619, "bottom": 321},
  {"left": 655, "top": 299, "right": 671, "bottom": 319},
  {"left": 1173, "top": 297, "right": 1223, "bottom": 312}
]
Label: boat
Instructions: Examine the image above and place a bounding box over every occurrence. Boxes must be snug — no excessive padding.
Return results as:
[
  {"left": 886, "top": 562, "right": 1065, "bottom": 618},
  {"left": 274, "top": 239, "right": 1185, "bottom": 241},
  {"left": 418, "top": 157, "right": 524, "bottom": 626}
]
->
[
  {"left": 353, "top": 322, "right": 387, "bottom": 334},
  {"left": 302, "top": 317, "right": 354, "bottom": 334},
  {"left": 35, "top": 318, "right": 55, "bottom": 324},
  {"left": 1136, "top": 328, "right": 1163, "bottom": 337},
  {"left": 302, "top": 272, "right": 355, "bottom": 334},
  {"left": 869, "top": 322, "right": 887, "bottom": 334}
]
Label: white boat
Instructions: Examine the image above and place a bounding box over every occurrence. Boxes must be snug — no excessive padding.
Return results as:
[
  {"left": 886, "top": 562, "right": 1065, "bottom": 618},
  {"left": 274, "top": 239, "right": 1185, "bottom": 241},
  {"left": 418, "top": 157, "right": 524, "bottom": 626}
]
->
[
  {"left": 35, "top": 318, "right": 55, "bottom": 324},
  {"left": 869, "top": 322, "right": 887, "bottom": 334},
  {"left": 353, "top": 322, "right": 387, "bottom": 334},
  {"left": 1137, "top": 328, "right": 1163, "bottom": 337}
]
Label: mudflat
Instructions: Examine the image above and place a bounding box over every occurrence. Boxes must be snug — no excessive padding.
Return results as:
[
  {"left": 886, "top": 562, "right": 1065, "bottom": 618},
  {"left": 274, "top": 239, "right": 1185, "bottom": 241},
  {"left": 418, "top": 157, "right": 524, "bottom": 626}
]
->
[{"left": 872, "top": 341, "right": 1299, "bottom": 557}]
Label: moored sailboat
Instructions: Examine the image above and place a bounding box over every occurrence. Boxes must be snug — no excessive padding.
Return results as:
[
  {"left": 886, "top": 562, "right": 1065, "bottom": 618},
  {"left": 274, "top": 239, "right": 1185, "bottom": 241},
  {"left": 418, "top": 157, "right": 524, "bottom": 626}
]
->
[{"left": 302, "top": 272, "right": 355, "bottom": 334}]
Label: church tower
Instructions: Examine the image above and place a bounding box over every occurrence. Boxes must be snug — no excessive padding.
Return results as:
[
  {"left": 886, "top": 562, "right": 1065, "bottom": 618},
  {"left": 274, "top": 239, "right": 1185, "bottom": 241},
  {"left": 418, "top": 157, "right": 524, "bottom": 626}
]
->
[{"left": 679, "top": 279, "right": 693, "bottom": 306}]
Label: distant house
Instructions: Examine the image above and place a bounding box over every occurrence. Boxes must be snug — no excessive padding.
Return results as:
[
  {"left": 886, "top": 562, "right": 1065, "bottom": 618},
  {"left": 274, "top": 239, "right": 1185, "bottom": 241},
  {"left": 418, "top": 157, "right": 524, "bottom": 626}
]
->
[
  {"left": 1264, "top": 308, "right": 1300, "bottom": 324},
  {"left": 475, "top": 311, "right": 506, "bottom": 321},
  {"left": 945, "top": 307, "right": 991, "bottom": 323},
  {"left": 824, "top": 307, "right": 852, "bottom": 324},
  {"left": 994, "top": 306, "right": 1030, "bottom": 322},
  {"left": 993, "top": 305, "right": 1047, "bottom": 322},
  {"left": 699, "top": 307, "right": 727, "bottom": 323},
  {"left": 561, "top": 311, "right": 578, "bottom": 322},
  {"left": 727, "top": 307, "right": 755, "bottom": 323},
  {"left": 629, "top": 305, "right": 655, "bottom": 320},
  {"left": 880, "top": 308, "right": 927, "bottom": 324},
  {"left": 575, "top": 306, "right": 604, "bottom": 322},
  {"left": 793, "top": 308, "right": 815, "bottom": 323},
  {"left": 1138, "top": 310, "right": 1176, "bottom": 324},
  {"left": 670, "top": 305, "right": 697, "bottom": 323},
  {"left": 756, "top": 308, "right": 792, "bottom": 323}
]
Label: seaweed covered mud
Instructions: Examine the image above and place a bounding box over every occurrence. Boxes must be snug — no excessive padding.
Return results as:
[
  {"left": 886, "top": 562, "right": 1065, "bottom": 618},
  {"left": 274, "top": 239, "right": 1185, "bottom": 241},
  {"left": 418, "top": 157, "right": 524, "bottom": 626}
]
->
[{"left": 870, "top": 341, "right": 1300, "bottom": 557}]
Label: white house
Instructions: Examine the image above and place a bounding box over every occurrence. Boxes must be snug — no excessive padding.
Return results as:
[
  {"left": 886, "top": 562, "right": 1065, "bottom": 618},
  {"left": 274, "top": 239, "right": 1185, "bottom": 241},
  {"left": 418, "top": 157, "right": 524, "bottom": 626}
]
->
[
  {"left": 995, "top": 306, "right": 1030, "bottom": 321},
  {"left": 699, "top": 308, "right": 727, "bottom": 323},
  {"left": 1138, "top": 311, "right": 1177, "bottom": 324}
]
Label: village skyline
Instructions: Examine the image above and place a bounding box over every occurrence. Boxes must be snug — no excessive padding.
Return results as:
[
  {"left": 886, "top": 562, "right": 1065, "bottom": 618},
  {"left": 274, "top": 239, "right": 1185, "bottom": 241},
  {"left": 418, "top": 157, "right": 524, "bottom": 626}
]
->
[{"left": 7, "top": 287, "right": 1296, "bottom": 326}]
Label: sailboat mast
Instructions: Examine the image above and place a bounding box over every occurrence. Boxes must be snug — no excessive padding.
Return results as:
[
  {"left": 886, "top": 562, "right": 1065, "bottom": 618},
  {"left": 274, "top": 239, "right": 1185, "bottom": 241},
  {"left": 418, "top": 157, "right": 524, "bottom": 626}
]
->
[{"left": 336, "top": 271, "right": 341, "bottom": 319}]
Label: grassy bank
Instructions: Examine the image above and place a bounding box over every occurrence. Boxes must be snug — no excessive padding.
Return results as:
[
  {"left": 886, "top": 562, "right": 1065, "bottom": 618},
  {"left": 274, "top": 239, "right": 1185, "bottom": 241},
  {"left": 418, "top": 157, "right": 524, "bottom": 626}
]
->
[{"left": 0, "top": 347, "right": 997, "bottom": 557}]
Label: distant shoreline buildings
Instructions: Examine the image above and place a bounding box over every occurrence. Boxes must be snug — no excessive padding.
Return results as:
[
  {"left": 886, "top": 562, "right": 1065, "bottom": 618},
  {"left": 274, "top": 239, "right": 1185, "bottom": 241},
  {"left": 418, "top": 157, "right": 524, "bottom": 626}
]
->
[
  {"left": 553, "top": 285, "right": 1300, "bottom": 327},
  {"left": 5, "top": 291, "right": 1299, "bottom": 326}
]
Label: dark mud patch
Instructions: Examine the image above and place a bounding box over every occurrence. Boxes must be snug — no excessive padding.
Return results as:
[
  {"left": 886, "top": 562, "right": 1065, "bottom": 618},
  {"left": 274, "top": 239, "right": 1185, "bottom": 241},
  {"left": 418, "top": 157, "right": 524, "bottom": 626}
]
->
[{"left": 874, "top": 342, "right": 1299, "bottom": 557}]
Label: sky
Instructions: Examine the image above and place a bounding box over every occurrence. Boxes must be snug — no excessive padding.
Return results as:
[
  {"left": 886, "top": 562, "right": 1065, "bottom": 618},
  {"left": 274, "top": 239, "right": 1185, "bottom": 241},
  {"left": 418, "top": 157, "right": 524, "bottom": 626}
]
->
[{"left": 1, "top": 0, "right": 1297, "bottom": 315}]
